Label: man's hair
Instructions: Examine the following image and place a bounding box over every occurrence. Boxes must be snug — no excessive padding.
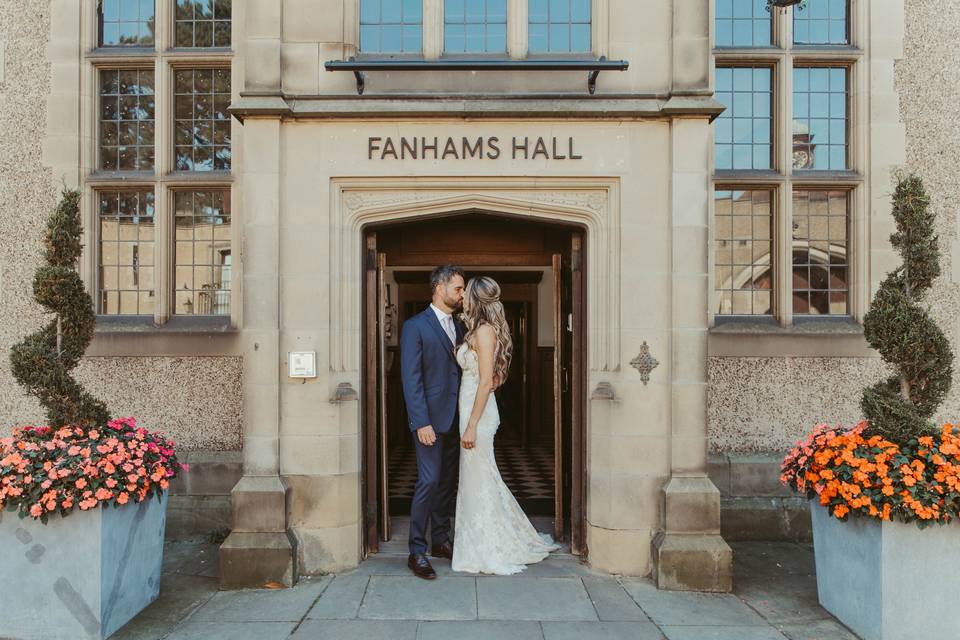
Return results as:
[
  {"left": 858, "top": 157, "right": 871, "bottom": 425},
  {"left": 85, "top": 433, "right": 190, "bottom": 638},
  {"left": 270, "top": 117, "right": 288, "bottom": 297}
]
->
[{"left": 430, "top": 265, "right": 465, "bottom": 295}]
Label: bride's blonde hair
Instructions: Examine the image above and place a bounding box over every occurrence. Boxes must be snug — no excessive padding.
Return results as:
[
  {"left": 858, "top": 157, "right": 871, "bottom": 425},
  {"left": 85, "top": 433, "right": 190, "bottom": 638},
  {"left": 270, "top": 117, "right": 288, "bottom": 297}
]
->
[{"left": 462, "top": 276, "right": 513, "bottom": 384}]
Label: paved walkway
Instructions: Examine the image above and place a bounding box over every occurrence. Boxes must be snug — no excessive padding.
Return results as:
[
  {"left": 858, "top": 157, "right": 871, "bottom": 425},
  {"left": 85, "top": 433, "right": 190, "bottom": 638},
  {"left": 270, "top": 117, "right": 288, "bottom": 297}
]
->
[{"left": 111, "top": 540, "right": 861, "bottom": 640}]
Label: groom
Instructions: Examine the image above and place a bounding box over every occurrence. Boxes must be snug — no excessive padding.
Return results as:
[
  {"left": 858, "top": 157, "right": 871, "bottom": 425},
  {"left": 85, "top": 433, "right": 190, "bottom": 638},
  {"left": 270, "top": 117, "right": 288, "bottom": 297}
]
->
[{"left": 400, "top": 265, "right": 466, "bottom": 580}]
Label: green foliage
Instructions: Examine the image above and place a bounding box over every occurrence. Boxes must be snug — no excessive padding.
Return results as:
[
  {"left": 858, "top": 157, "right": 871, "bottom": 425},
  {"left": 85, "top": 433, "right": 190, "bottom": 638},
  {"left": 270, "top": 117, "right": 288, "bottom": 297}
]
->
[
  {"left": 9, "top": 188, "right": 110, "bottom": 428},
  {"left": 862, "top": 175, "right": 953, "bottom": 441}
]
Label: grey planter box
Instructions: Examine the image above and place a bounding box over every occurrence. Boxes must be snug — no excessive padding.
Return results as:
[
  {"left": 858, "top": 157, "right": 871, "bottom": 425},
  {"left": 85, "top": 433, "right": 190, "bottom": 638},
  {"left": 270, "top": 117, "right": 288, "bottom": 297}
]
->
[
  {"left": 811, "top": 499, "right": 960, "bottom": 640},
  {"left": 0, "top": 492, "right": 168, "bottom": 640}
]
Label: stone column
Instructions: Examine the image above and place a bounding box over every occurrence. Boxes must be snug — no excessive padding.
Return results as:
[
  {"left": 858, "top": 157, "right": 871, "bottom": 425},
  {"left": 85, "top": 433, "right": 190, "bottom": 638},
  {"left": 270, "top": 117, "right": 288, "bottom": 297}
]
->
[
  {"left": 220, "top": 0, "right": 297, "bottom": 589},
  {"left": 652, "top": 114, "right": 732, "bottom": 591}
]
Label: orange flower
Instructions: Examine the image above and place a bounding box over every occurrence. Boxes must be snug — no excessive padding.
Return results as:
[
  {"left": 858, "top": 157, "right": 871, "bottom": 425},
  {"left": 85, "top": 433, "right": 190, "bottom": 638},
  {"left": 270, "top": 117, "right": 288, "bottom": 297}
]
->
[
  {"left": 117, "top": 492, "right": 129, "bottom": 505},
  {"left": 74, "top": 478, "right": 87, "bottom": 489},
  {"left": 833, "top": 504, "right": 850, "bottom": 518}
]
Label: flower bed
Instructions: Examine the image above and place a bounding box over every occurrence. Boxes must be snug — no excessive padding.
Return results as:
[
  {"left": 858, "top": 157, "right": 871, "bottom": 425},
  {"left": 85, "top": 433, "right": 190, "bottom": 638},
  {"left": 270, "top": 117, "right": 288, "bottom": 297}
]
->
[
  {"left": 1, "top": 417, "right": 187, "bottom": 523},
  {"left": 781, "top": 421, "right": 960, "bottom": 527}
]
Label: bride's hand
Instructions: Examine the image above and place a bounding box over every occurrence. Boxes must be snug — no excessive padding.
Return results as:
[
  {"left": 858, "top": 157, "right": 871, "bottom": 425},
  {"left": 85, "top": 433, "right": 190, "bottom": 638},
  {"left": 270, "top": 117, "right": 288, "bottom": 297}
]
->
[{"left": 461, "top": 427, "right": 477, "bottom": 450}]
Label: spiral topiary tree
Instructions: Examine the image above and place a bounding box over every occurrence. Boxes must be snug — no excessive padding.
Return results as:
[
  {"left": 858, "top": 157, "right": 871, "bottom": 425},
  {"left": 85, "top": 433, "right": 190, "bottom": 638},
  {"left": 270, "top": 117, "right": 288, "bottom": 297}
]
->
[
  {"left": 9, "top": 188, "right": 110, "bottom": 428},
  {"left": 862, "top": 175, "right": 953, "bottom": 442}
]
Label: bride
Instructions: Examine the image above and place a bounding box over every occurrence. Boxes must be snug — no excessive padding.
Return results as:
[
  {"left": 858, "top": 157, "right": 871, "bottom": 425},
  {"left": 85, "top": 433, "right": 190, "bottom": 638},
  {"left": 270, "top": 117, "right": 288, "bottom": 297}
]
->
[{"left": 452, "top": 276, "right": 560, "bottom": 575}]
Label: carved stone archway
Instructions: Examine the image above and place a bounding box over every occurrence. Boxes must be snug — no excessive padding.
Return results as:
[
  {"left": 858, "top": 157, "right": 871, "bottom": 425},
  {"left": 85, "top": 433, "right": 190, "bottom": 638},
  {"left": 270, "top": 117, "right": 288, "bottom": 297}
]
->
[{"left": 328, "top": 177, "right": 621, "bottom": 375}]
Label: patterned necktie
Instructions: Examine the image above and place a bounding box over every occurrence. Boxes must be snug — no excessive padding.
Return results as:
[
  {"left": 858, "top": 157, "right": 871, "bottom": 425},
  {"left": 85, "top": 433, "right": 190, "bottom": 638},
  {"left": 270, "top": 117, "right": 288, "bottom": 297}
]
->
[{"left": 443, "top": 315, "right": 456, "bottom": 344}]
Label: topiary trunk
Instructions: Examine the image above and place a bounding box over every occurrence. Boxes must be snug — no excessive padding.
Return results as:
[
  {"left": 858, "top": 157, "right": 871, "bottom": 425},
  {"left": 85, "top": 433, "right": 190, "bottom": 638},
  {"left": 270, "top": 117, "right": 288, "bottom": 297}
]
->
[
  {"left": 862, "top": 175, "right": 953, "bottom": 441},
  {"left": 9, "top": 188, "right": 110, "bottom": 428}
]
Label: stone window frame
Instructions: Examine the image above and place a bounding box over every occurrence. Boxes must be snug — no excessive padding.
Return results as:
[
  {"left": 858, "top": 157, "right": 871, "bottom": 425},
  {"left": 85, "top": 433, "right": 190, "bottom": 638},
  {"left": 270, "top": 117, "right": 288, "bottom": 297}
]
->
[
  {"left": 353, "top": 0, "right": 608, "bottom": 59},
  {"left": 712, "top": 1, "right": 866, "bottom": 330},
  {"left": 81, "top": 0, "right": 237, "bottom": 329}
]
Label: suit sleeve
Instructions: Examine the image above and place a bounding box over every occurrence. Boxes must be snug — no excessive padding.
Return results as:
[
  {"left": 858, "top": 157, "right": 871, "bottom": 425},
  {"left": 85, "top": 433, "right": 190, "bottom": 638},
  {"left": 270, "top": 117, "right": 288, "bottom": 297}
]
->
[{"left": 400, "top": 318, "right": 431, "bottom": 431}]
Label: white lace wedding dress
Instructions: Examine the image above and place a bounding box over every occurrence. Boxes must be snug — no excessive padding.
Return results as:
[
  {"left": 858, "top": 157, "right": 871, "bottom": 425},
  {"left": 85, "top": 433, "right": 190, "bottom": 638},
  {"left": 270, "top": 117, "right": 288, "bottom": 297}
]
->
[{"left": 451, "top": 343, "right": 560, "bottom": 575}]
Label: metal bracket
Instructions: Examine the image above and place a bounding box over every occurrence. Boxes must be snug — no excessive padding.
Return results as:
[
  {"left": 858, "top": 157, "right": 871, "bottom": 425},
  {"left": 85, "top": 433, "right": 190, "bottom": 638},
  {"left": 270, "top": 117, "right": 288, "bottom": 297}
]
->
[
  {"left": 587, "top": 56, "right": 607, "bottom": 95},
  {"left": 353, "top": 70, "right": 366, "bottom": 95}
]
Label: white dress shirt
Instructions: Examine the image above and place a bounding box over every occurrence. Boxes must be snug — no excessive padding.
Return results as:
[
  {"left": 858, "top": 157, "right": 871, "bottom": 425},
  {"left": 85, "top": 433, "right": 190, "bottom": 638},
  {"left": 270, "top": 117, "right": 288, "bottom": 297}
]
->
[{"left": 430, "top": 303, "right": 456, "bottom": 345}]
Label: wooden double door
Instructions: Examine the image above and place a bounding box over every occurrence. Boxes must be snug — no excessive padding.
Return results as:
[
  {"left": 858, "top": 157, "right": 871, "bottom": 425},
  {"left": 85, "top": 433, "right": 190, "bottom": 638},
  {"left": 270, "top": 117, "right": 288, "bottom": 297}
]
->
[{"left": 362, "top": 214, "right": 586, "bottom": 559}]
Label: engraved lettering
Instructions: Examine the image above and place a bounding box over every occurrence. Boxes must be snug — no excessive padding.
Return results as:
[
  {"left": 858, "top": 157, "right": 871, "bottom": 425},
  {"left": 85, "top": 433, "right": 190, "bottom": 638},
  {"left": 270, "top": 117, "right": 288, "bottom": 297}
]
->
[
  {"left": 442, "top": 137, "right": 460, "bottom": 159},
  {"left": 569, "top": 137, "right": 583, "bottom": 160},
  {"left": 512, "top": 136, "right": 529, "bottom": 160},
  {"left": 381, "top": 137, "right": 398, "bottom": 160},
  {"left": 462, "top": 137, "right": 483, "bottom": 159},
  {"left": 487, "top": 136, "right": 501, "bottom": 159},
  {"left": 552, "top": 137, "right": 566, "bottom": 160},
  {"left": 401, "top": 137, "right": 418, "bottom": 160},
  {"left": 368, "top": 137, "right": 382, "bottom": 160},
  {"left": 422, "top": 136, "right": 439, "bottom": 159},
  {"left": 532, "top": 137, "right": 549, "bottom": 159}
]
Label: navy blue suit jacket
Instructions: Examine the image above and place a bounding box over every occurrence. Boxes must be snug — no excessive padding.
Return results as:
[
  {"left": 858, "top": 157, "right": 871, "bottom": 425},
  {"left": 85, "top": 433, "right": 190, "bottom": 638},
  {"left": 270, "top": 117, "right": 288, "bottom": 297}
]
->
[{"left": 400, "top": 307, "right": 464, "bottom": 434}]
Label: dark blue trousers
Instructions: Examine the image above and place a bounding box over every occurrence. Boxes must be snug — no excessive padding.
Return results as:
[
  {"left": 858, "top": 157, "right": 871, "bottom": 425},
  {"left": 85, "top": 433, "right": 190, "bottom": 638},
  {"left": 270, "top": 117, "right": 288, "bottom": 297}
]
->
[{"left": 408, "top": 416, "right": 460, "bottom": 555}]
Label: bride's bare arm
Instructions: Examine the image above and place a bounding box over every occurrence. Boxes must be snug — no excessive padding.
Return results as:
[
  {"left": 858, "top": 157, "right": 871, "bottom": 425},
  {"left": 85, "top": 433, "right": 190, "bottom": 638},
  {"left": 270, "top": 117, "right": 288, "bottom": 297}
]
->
[{"left": 461, "top": 324, "right": 496, "bottom": 450}]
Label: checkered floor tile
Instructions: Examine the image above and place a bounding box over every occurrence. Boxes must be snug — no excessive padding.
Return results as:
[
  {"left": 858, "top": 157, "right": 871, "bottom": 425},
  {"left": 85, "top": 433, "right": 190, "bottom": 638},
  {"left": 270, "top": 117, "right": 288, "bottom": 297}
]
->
[{"left": 388, "top": 437, "right": 556, "bottom": 515}]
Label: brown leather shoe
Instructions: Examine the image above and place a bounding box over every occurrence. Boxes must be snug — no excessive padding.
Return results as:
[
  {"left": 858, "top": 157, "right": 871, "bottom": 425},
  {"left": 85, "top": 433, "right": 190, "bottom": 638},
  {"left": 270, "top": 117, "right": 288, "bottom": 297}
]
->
[
  {"left": 431, "top": 540, "right": 454, "bottom": 560},
  {"left": 408, "top": 553, "right": 437, "bottom": 580}
]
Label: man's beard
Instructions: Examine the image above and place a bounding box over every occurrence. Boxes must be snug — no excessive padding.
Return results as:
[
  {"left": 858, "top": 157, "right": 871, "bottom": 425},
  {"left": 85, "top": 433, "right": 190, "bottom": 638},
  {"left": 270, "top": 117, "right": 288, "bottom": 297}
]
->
[{"left": 445, "top": 296, "right": 462, "bottom": 313}]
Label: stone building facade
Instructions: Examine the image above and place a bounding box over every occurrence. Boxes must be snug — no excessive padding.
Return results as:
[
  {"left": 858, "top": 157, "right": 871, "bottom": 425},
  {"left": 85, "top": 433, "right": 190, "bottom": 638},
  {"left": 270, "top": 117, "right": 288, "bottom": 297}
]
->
[{"left": 0, "top": 0, "right": 955, "bottom": 591}]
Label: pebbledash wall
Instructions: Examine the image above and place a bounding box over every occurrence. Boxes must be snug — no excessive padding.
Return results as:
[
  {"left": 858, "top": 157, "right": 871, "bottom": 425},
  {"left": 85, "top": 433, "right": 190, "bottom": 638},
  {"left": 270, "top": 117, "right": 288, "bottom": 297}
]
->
[{"left": 0, "top": 0, "right": 955, "bottom": 589}]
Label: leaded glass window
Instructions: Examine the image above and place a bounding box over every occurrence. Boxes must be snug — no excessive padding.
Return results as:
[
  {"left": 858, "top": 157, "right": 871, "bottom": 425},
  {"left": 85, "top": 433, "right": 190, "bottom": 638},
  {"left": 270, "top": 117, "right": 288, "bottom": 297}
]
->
[
  {"left": 174, "top": 191, "right": 232, "bottom": 316},
  {"left": 99, "top": 69, "right": 155, "bottom": 171},
  {"left": 528, "top": 0, "right": 591, "bottom": 54},
  {"left": 715, "top": 66, "right": 772, "bottom": 170},
  {"left": 174, "top": 68, "right": 231, "bottom": 171},
  {"left": 98, "top": 190, "right": 155, "bottom": 315},
  {"left": 715, "top": 189, "right": 774, "bottom": 316},
  {"left": 360, "top": 0, "right": 423, "bottom": 53},
  {"left": 715, "top": 0, "right": 772, "bottom": 48},
  {"left": 444, "top": 0, "right": 507, "bottom": 53},
  {"left": 792, "top": 190, "right": 849, "bottom": 315},
  {"left": 99, "top": 0, "right": 156, "bottom": 47},
  {"left": 175, "top": 0, "right": 232, "bottom": 48},
  {"left": 793, "top": 66, "right": 847, "bottom": 170},
  {"left": 794, "top": 0, "right": 848, "bottom": 45}
]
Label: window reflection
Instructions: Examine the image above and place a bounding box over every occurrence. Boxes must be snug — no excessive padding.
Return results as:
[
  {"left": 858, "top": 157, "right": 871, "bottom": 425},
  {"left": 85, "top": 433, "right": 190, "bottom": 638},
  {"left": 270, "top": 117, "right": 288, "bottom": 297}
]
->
[
  {"left": 175, "top": 0, "right": 232, "bottom": 48},
  {"left": 174, "top": 68, "right": 231, "bottom": 171},
  {"left": 715, "top": 66, "right": 772, "bottom": 170},
  {"left": 793, "top": 67, "right": 847, "bottom": 170},
  {"left": 794, "top": 0, "right": 848, "bottom": 45},
  {"left": 715, "top": 0, "right": 772, "bottom": 48},
  {"left": 360, "top": 0, "right": 423, "bottom": 53},
  {"left": 99, "top": 0, "right": 155, "bottom": 47},
  {"left": 100, "top": 69, "right": 155, "bottom": 171},
  {"left": 715, "top": 189, "right": 774, "bottom": 316},
  {"left": 792, "top": 190, "right": 848, "bottom": 315},
  {"left": 528, "top": 0, "right": 591, "bottom": 53},
  {"left": 98, "top": 190, "right": 155, "bottom": 315},
  {"left": 444, "top": 0, "right": 507, "bottom": 53},
  {"left": 174, "top": 191, "right": 232, "bottom": 316}
]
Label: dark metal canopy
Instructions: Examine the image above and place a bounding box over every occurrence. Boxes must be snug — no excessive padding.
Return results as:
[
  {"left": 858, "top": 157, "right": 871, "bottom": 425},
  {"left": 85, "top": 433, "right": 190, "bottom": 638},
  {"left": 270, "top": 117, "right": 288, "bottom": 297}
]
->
[{"left": 324, "top": 57, "right": 630, "bottom": 95}]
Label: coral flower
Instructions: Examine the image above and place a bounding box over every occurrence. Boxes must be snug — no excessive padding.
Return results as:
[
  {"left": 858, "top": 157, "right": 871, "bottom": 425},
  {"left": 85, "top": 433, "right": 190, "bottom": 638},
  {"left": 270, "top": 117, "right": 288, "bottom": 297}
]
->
[{"left": 29, "top": 504, "right": 42, "bottom": 517}]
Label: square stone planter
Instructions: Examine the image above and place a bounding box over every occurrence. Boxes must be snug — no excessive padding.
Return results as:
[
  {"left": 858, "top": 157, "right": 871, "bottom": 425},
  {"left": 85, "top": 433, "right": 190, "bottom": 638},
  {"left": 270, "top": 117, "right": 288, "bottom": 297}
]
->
[
  {"left": 810, "top": 499, "right": 960, "bottom": 640},
  {"left": 0, "top": 492, "right": 168, "bottom": 640}
]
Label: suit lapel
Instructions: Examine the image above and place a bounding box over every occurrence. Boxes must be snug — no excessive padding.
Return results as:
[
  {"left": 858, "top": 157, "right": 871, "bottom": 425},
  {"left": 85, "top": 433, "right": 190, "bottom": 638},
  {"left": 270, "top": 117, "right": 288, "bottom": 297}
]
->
[{"left": 424, "top": 307, "right": 456, "bottom": 361}]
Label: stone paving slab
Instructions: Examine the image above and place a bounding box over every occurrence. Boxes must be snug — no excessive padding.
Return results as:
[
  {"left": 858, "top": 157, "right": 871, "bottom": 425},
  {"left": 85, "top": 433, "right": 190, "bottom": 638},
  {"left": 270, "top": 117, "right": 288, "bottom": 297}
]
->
[
  {"left": 359, "top": 575, "right": 477, "bottom": 620},
  {"left": 291, "top": 619, "right": 419, "bottom": 640},
  {"left": 477, "top": 576, "right": 598, "bottom": 621},
  {"left": 777, "top": 619, "right": 862, "bottom": 640},
  {"left": 581, "top": 576, "right": 651, "bottom": 621},
  {"left": 190, "top": 576, "right": 333, "bottom": 622},
  {"left": 621, "top": 579, "right": 770, "bottom": 628},
  {"left": 541, "top": 621, "right": 666, "bottom": 640},
  {"left": 164, "top": 622, "right": 297, "bottom": 640},
  {"left": 105, "top": 539, "right": 863, "bottom": 640},
  {"left": 418, "top": 620, "right": 544, "bottom": 640},
  {"left": 305, "top": 575, "right": 370, "bottom": 619},
  {"left": 660, "top": 625, "right": 789, "bottom": 640}
]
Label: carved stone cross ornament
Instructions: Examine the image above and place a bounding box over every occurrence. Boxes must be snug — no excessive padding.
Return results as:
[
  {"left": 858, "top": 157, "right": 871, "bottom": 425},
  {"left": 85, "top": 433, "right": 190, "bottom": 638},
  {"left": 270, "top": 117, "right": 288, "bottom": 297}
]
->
[{"left": 630, "top": 342, "right": 659, "bottom": 386}]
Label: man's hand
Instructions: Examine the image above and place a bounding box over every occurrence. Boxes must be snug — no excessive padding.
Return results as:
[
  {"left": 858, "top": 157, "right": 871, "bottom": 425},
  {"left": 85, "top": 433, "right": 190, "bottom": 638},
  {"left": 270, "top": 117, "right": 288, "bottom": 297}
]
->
[{"left": 417, "top": 425, "right": 437, "bottom": 446}]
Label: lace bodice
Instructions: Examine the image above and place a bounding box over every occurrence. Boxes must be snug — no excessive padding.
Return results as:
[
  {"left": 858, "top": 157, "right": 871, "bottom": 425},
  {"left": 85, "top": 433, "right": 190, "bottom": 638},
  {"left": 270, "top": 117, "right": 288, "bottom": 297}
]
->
[{"left": 456, "top": 342, "right": 478, "bottom": 377}]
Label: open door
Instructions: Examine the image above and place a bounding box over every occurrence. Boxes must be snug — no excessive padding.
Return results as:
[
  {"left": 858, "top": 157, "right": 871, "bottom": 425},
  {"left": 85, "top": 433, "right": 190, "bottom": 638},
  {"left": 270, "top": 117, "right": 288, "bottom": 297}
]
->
[
  {"left": 377, "top": 252, "right": 391, "bottom": 542},
  {"left": 363, "top": 234, "right": 379, "bottom": 556},
  {"left": 364, "top": 233, "right": 391, "bottom": 555},
  {"left": 552, "top": 254, "right": 564, "bottom": 543},
  {"left": 570, "top": 233, "right": 586, "bottom": 556}
]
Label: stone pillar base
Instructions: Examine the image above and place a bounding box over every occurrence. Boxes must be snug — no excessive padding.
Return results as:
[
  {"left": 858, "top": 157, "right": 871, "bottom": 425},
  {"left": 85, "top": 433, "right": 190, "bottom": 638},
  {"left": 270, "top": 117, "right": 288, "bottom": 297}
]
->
[
  {"left": 652, "top": 532, "right": 732, "bottom": 592},
  {"left": 652, "top": 475, "right": 733, "bottom": 592},
  {"left": 219, "top": 475, "right": 298, "bottom": 589},
  {"left": 220, "top": 531, "right": 298, "bottom": 589}
]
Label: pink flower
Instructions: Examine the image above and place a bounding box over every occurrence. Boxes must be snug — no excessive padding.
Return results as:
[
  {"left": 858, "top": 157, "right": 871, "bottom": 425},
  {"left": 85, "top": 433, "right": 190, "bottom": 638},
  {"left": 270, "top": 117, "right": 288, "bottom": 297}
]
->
[{"left": 29, "top": 504, "right": 42, "bottom": 517}]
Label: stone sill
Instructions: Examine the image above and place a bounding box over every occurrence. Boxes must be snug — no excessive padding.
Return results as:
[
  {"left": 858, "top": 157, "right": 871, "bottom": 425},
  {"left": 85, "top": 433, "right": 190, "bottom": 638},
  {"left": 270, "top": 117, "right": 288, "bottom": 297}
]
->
[
  {"left": 90, "top": 316, "right": 240, "bottom": 357},
  {"left": 709, "top": 317, "right": 876, "bottom": 358}
]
